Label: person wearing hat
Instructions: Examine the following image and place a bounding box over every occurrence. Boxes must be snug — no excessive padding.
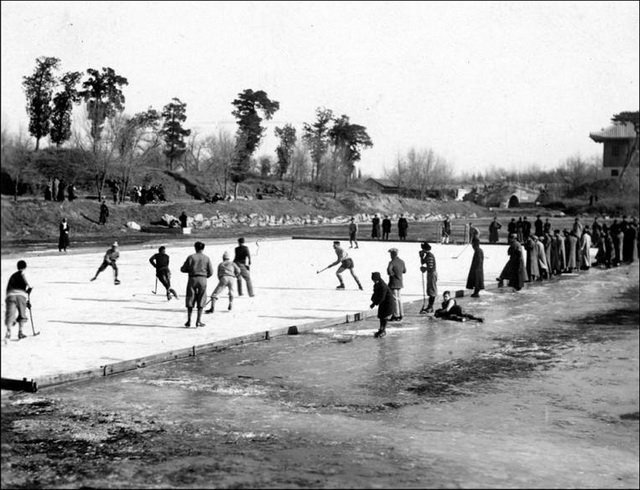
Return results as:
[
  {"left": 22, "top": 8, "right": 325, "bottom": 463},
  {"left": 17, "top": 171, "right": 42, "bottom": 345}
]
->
[
  {"left": 180, "top": 241, "right": 213, "bottom": 327},
  {"left": 369, "top": 272, "right": 394, "bottom": 338},
  {"left": 466, "top": 238, "right": 485, "bottom": 297},
  {"left": 4, "top": 259, "right": 33, "bottom": 342},
  {"left": 234, "top": 237, "right": 254, "bottom": 297},
  {"left": 398, "top": 214, "right": 408, "bottom": 241},
  {"left": 496, "top": 234, "right": 527, "bottom": 290},
  {"left": 206, "top": 250, "right": 241, "bottom": 314},
  {"left": 386, "top": 247, "right": 406, "bottom": 321},
  {"left": 149, "top": 246, "right": 179, "bottom": 301},
  {"left": 419, "top": 242, "right": 437, "bottom": 313},
  {"left": 90, "top": 241, "right": 121, "bottom": 285},
  {"left": 318, "top": 241, "right": 363, "bottom": 290},
  {"left": 371, "top": 213, "right": 381, "bottom": 240}
]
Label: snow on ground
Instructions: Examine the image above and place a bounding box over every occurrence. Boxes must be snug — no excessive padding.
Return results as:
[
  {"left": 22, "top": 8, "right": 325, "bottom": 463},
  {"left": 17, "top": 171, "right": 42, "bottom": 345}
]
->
[{"left": 0, "top": 238, "right": 557, "bottom": 381}]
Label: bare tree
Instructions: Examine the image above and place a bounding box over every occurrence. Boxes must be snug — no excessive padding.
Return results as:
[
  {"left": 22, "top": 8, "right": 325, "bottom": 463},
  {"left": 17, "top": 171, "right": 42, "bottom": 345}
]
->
[
  {"left": 1, "top": 127, "right": 35, "bottom": 201},
  {"left": 204, "top": 128, "right": 235, "bottom": 197},
  {"left": 287, "top": 142, "right": 311, "bottom": 199}
]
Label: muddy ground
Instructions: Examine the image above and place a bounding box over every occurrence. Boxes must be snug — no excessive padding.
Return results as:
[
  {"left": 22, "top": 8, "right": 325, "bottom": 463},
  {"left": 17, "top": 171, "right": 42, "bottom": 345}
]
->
[{"left": 1, "top": 266, "right": 639, "bottom": 489}]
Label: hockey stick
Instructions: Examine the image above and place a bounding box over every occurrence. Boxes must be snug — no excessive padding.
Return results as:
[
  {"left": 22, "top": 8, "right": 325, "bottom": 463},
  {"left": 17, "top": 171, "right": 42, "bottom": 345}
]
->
[
  {"left": 152, "top": 276, "right": 158, "bottom": 294},
  {"left": 27, "top": 294, "right": 40, "bottom": 336},
  {"left": 452, "top": 243, "right": 470, "bottom": 259},
  {"left": 420, "top": 271, "right": 427, "bottom": 311},
  {"left": 316, "top": 266, "right": 330, "bottom": 274}
]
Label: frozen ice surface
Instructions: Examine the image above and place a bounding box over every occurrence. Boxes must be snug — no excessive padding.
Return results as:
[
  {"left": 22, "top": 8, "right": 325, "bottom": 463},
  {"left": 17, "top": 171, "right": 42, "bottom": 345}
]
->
[{"left": 1, "top": 239, "right": 595, "bottom": 381}]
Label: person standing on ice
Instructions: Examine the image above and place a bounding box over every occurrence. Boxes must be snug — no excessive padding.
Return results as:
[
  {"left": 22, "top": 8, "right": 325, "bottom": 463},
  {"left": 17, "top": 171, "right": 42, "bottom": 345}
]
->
[
  {"left": 180, "top": 241, "right": 213, "bottom": 327},
  {"left": 58, "top": 217, "right": 70, "bottom": 252},
  {"left": 465, "top": 238, "right": 484, "bottom": 298},
  {"left": 233, "top": 237, "right": 254, "bottom": 297},
  {"left": 91, "top": 242, "right": 120, "bottom": 284},
  {"left": 149, "top": 246, "right": 179, "bottom": 301},
  {"left": 206, "top": 251, "right": 240, "bottom": 313},
  {"left": 370, "top": 272, "right": 394, "bottom": 338},
  {"left": 348, "top": 217, "right": 359, "bottom": 249},
  {"left": 4, "top": 260, "right": 33, "bottom": 342},
  {"left": 419, "top": 242, "right": 438, "bottom": 313},
  {"left": 318, "top": 241, "right": 363, "bottom": 290},
  {"left": 387, "top": 247, "right": 406, "bottom": 321}
]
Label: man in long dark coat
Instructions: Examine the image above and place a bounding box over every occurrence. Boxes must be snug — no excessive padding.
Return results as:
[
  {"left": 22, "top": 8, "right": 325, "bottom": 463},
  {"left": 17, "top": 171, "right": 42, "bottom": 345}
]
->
[
  {"left": 497, "top": 234, "right": 528, "bottom": 291},
  {"left": 370, "top": 272, "right": 394, "bottom": 338},
  {"left": 466, "top": 238, "right": 484, "bottom": 297}
]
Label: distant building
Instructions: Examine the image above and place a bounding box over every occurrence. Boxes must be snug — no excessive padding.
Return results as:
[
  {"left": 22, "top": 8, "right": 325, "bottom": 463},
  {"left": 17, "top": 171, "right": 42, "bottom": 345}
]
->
[
  {"left": 364, "top": 178, "right": 399, "bottom": 194},
  {"left": 483, "top": 184, "right": 540, "bottom": 208},
  {"left": 589, "top": 121, "right": 639, "bottom": 178}
]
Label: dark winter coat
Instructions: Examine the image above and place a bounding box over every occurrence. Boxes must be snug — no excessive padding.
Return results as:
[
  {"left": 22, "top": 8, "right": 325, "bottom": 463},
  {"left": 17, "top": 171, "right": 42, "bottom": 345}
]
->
[
  {"left": 466, "top": 246, "right": 484, "bottom": 291},
  {"left": 371, "top": 279, "right": 394, "bottom": 319}
]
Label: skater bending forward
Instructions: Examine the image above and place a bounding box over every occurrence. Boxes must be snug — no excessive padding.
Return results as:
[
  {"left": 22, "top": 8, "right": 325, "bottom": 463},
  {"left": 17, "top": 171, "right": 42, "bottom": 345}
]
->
[
  {"left": 91, "top": 242, "right": 120, "bottom": 284},
  {"left": 434, "top": 291, "right": 484, "bottom": 322},
  {"left": 370, "top": 272, "right": 394, "bottom": 338},
  {"left": 319, "top": 241, "right": 363, "bottom": 290},
  {"left": 206, "top": 251, "right": 241, "bottom": 313}
]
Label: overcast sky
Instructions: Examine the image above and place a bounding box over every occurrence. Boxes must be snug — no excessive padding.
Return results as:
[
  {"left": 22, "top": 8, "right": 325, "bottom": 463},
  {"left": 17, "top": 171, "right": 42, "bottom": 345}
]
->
[{"left": 2, "top": 1, "right": 639, "bottom": 177}]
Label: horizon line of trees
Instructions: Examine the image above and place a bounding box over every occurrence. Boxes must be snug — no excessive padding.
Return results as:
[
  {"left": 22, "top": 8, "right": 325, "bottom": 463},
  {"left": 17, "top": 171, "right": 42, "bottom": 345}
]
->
[{"left": 2, "top": 55, "right": 638, "bottom": 203}]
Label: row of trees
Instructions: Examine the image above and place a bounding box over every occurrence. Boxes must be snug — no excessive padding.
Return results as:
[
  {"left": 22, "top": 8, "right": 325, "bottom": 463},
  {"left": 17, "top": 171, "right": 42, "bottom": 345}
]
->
[{"left": 17, "top": 56, "right": 376, "bottom": 200}]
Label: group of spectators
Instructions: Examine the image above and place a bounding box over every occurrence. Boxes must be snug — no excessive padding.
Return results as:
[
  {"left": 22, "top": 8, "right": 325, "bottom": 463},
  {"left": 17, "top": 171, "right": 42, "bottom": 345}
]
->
[
  {"left": 44, "top": 179, "right": 76, "bottom": 202},
  {"left": 129, "top": 183, "right": 167, "bottom": 205},
  {"left": 369, "top": 214, "right": 410, "bottom": 241}
]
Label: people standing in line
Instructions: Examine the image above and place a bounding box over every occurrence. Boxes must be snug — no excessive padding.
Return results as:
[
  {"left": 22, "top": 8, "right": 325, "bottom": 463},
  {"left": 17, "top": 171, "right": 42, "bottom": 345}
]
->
[
  {"left": 534, "top": 215, "right": 544, "bottom": 239},
  {"left": 564, "top": 230, "right": 578, "bottom": 273},
  {"left": 441, "top": 216, "right": 451, "bottom": 244},
  {"left": 398, "top": 214, "right": 408, "bottom": 241},
  {"left": 206, "top": 251, "right": 241, "bottom": 314},
  {"left": 521, "top": 216, "right": 532, "bottom": 242},
  {"left": 180, "top": 241, "right": 213, "bottom": 327},
  {"left": 466, "top": 238, "right": 484, "bottom": 297},
  {"left": 572, "top": 217, "right": 583, "bottom": 239},
  {"left": 319, "top": 241, "right": 363, "bottom": 290},
  {"left": 579, "top": 226, "right": 592, "bottom": 270},
  {"left": 542, "top": 233, "right": 553, "bottom": 277},
  {"left": 551, "top": 229, "right": 566, "bottom": 276},
  {"left": 533, "top": 235, "right": 549, "bottom": 280},
  {"left": 591, "top": 217, "right": 602, "bottom": 247},
  {"left": 543, "top": 218, "right": 552, "bottom": 236},
  {"left": 90, "top": 242, "right": 120, "bottom": 285},
  {"left": 179, "top": 211, "right": 188, "bottom": 229},
  {"left": 234, "top": 237, "right": 254, "bottom": 297},
  {"left": 371, "top": 214, "right": 381, "bottom": 240},
  {"left": 58, "top": 218, "right": 70, "bottom": 252},
  {"left": 386, "top": 248, "right": 406, "bottom": 321},
  {"left": 382, "top": 215, "right": 392, "bottom": 241},
  {"left": 419, "top": 242, "right": 438, "bottom": 313},
  {"left": 488, "top": 217, "right": 502, "bottom": 244},
  {"left": 370, "top": 272, "right": 394, "bottom": 339},
  {"left": 525, "top": 235, "right": 540, "bottom": 282},
  {"left": 496, "top": 234, "right": 528, "bottom": 291},
  {"left": 149, "top": 246, "right": 179, "bottom": 301},
  {"left": 348, "top": 217, "right": 359, "bottom": 249},
  {"left": 622, "top": 217, "right": 638, "bottom": 263},
  {"left": 99, "top": 199, "right": 109, "bottom": 225},
  {"left": 516, "top": 217, "right": 524, "bottom": 243},
  {"left": 434, "top": 291, "right": 484, "bottom": 322},
  {"left": 609, "top": 219, "right": 622, "bottom": 266}
]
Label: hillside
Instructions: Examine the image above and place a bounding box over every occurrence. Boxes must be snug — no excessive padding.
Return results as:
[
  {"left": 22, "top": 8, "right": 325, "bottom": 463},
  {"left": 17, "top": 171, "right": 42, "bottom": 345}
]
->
[{"left": 1, "top": 187, "right": 493, "bottom": 252}]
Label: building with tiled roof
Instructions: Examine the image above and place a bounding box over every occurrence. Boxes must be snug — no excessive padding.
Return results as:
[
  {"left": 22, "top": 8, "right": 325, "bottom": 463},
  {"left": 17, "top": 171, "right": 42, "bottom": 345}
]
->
[{"left": 589, "top": 121, "right": 639, "bottom": 178}]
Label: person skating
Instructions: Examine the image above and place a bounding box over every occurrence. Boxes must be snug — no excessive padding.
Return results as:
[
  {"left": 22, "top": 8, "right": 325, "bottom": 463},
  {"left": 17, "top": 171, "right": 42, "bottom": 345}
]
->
[
  {"left": 149, "top": 246, "right": 178, "bottom": 301},
  {"left": 206, "top": 251, "right": 241, "bottom": 313},
  {"left": 91, "top": 242, "right": 121, "bottom": 284},
  {"left": 348, "top": 218, "right": 359, "bottom": 249},
  {"left": 370, "top": 272, "right": 394, "bottom": 338},
  {"left": 4, "top": 260, "right": 33, "bottom": 342},
  {"left": 234, "top": 237, "right": 254, "bottom": 297},
  {"left": 58, "top": 217, "right": 70, "bottom": 252},
  {"left": 466, "top": 238, "right": 484, "bottom": 297},
  {"left": 318, "top": 241, "right": 363, "bottom": 290},
  {"left": 434, "top": 290, "right": 484, "bottom": 322},
  {"left": 387, "top": 247, "right": 406, "bottom": 321},
  {"left": 180, "top": 241, "right": 213, "bottom": 327},
  {"left": 419, "top": 242, "right": 438, "bottom": 313}
]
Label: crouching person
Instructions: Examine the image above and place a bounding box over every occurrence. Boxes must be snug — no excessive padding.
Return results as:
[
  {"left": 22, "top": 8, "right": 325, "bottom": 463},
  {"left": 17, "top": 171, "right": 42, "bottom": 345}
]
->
[{"left": 370, "top": 272, "right": 394, "bottom": 338}]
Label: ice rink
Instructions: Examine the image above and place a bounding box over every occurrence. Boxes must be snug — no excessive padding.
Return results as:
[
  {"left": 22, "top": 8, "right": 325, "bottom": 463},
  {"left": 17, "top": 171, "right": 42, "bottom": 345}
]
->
[{"left": 1, "top": 238, "right": 568, "bottom": 383}]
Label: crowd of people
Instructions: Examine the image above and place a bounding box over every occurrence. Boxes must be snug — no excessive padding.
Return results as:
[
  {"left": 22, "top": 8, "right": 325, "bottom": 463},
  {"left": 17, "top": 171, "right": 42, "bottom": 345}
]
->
[
  {"left": 4, "top": 211, "right": 638, "bottom": 342},
  {"left": 43, "top": 179, "right": 77, "bottom": 202}
]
